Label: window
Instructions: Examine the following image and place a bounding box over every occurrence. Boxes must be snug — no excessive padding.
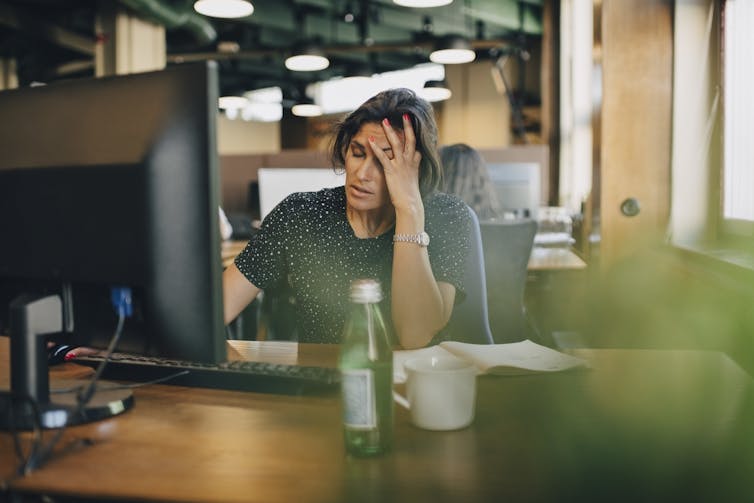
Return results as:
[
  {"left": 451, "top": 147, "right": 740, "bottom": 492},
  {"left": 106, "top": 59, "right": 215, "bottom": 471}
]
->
[{"left": 722, "top": 0, "right": 754, "bottom": 229}]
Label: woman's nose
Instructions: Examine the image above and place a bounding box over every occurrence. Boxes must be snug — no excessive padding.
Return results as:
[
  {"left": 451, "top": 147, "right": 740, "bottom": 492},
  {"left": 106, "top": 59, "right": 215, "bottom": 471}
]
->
[{"left": 356, "top": 156, "right": 376, "bottom": 180}]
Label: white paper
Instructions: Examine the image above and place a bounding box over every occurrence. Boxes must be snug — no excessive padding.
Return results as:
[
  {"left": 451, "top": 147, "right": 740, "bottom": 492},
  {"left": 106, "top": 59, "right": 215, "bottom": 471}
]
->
[
  {"left": 441, "top": 340, "right": 588, "bottom": 375},
  {"left": 393, "top": 340, "right": 588, "bottom": 383}
]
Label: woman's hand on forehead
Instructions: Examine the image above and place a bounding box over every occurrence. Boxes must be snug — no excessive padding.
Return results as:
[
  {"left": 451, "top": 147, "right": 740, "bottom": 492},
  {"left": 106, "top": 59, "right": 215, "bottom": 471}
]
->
[{"left": 369, "top": 113, "right": 423, "bottom": 211}]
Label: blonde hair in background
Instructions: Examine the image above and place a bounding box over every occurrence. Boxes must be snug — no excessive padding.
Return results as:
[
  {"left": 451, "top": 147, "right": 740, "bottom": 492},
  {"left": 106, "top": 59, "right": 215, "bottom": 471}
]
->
[{"left": 439, "top": 143, "right": 502, "bottom": 221}]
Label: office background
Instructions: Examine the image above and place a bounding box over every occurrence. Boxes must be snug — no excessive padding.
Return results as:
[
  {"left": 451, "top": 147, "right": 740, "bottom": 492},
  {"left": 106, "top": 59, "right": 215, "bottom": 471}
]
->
[{"left": 2, "top": 0, "right": 754, "bottom": 371}]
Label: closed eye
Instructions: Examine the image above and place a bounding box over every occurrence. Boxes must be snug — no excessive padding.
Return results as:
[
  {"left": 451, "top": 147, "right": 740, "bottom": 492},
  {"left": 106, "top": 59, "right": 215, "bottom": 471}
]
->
[{"left": 350, "top": 142, "right": 366, "bottom": 158}]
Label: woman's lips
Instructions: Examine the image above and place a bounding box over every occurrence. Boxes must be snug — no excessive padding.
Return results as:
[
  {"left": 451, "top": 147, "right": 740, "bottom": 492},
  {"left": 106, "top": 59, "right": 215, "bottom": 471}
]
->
[{"left": 349, "top": 185, "right": 373, "bottom": 197}]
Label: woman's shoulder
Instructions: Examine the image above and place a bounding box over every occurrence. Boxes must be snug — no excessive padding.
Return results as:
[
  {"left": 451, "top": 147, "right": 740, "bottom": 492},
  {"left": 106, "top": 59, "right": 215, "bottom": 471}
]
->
[
  {"left": 424, "top": 191, "right": 470, "bottom": 219},
  {"left": 424, "top": 192, "right": 472, "bottom": 242}
]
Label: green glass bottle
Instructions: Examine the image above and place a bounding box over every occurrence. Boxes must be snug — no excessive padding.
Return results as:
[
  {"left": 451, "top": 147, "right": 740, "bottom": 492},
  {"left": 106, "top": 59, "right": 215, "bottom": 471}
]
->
[{"left": 339, "top": 279, "right": 393, "bottom": 457}]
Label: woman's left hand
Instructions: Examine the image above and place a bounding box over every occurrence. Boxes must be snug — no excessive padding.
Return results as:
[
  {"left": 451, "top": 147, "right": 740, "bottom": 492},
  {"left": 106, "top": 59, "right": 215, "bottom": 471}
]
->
[{"left": 369, "top": 114, "right": 423, "bottom": 214}]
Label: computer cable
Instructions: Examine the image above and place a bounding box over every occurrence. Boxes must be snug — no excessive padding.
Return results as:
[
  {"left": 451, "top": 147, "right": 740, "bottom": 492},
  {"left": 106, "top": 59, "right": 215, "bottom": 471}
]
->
[
  {"left": 50, "top": 369, "right": 190, "bottom": 394},
  {"left": 3, "top": 391, "right": 43, "bottom": 477},
  {"left": 18, "top": 287, "right": 132, "bottom": 475}
]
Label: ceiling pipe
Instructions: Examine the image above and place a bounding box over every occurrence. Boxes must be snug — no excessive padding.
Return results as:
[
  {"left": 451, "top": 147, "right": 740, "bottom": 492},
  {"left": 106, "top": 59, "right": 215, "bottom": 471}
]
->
[
  {"left": 168, "top": 37, "right": 512, "bottom": 64},
  {"left": 118, "top": 0, "right": 217, "bottom": 47}
]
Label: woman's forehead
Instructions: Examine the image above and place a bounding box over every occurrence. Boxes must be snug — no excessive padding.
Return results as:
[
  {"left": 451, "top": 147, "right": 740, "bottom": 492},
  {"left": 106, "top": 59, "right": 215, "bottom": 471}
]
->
[{"left": 353, "top": 122, "right": 404, "bottom": 144}]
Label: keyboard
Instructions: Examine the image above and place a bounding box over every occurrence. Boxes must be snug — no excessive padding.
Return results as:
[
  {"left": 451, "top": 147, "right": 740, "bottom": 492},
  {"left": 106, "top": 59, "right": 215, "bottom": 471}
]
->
[{"left": 74, "top": 352, "right": 341, "bottom": 396}]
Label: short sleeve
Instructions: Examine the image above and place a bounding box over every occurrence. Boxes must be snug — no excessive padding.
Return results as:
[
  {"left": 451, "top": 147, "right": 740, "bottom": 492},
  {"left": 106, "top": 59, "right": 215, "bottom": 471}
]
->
[
  {"left": 233, "top": 195, "right": 297, "bottom": 289},
  {"left": 425, "top": 194, "right": 472, "bottom": 301}
]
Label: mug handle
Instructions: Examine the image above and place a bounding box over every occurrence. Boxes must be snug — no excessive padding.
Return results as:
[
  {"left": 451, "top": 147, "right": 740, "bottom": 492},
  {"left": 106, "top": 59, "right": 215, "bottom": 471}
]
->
[{"left": 392, "top": 391, "right": 410, "bottom": 410}]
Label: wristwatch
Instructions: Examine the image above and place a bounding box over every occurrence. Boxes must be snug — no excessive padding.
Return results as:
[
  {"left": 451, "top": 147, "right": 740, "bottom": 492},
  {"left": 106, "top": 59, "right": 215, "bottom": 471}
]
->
[{"left": 393, "top": 231, "right": 430, "bottom": 247}]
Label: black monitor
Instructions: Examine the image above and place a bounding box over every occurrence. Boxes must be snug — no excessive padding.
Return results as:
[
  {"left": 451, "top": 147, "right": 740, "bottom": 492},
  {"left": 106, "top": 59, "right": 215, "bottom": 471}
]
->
[{"left": 0, "top": 61, "right": 226, "bottom": 365}]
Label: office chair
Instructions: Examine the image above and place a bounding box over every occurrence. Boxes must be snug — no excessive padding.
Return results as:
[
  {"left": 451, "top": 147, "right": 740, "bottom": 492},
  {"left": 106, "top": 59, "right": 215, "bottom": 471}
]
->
[
  {"left": 479, "top": 219, "right": 538, "bottom": 344},
  {"left": 439, "top": 205, "right": 495, "bottom": 345}
]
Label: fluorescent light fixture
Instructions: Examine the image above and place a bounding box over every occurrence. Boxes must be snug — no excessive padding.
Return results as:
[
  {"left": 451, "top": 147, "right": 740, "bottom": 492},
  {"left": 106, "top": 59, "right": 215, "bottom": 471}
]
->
[
  {"left": 291, "top": 103, "right": 323, "bottom": 117},
  {"left": 285, "top": 43, "right": 330, "bottom": 72},
  {"left": 310, "top": 63, "right": 445, "bottom": 114},
  {"left": 429, "top": 35, "right": 476, "bottom": 64},
  {"left": 244, "top": 86, "right": 283, "bottom": 104},
  {"left": 417, "top": 80, "right": 451, "bottom": 102},
  {"left": 241, "top": 102, "right": 282, "bottom": 122},
  {"left": 218, "top": 95, "right": 248, "bottom": 110},
  {"left": 194, "top": 0, "right": 254, "bottom": 19},
  {"left": 393, "top": 0, "right": 453, "bottom": 7}
]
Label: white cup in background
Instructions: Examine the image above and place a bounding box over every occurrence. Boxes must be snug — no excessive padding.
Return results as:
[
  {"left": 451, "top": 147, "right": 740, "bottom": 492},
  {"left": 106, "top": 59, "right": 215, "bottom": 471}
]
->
[{"left": 393, "top": 355, "right": 477, "bottom": 431}]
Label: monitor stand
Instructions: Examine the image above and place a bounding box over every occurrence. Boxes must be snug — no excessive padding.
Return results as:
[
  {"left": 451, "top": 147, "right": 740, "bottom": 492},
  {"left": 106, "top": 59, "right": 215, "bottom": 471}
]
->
[{"left": 0, "top": 294, "right": 134, "bottom": 431}]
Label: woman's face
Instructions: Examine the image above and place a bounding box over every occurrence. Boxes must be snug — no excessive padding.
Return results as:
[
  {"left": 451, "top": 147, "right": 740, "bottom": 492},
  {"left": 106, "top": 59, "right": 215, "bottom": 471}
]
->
[{"left": 344, "top": 121, "right": 404, "bottom": 213}]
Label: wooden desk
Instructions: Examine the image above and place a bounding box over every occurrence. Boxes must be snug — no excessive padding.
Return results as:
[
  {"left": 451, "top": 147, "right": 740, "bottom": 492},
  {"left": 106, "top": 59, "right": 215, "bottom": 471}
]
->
[
  {"left": 527, "top": 246, "right": 587, "bottom": 271},
  {"left": 3, "top": 338, "right": 754, "bottom": 502}
]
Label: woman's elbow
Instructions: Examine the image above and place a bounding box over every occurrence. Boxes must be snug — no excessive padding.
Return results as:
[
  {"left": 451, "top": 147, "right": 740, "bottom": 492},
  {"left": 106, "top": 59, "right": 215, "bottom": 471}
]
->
[{"left": 394, "top": 321, "right": 446, "bottom": 349}]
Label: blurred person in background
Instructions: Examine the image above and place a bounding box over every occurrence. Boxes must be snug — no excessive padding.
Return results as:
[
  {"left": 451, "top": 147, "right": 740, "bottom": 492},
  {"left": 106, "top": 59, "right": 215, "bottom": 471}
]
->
[{"left": 440, "top": 143, "right": 502, "bottom": 221}]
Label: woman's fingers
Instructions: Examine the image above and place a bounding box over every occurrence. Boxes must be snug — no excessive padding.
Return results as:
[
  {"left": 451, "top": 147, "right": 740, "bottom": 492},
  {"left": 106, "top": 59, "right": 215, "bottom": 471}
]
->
[
  {"left": 380, "top": 117, "right": 403, "bottom": 158},
  {"left": 66, "top": 346, "right": 102, "bottom": 359},
  {"left": 368, "top": 134, "right": 391, "bottom": 166},
  {"left": 401, "top": 113, "right": 416, "bottom": 155},
  {"left": 379, "top": 116, "right": 417, "bottom": 164}
]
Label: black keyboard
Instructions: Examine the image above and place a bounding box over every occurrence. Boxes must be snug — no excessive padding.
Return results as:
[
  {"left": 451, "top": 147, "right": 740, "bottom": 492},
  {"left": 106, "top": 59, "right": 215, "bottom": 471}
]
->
[{"left": 74, "top": 353, "right": 341, "bottom": 396}]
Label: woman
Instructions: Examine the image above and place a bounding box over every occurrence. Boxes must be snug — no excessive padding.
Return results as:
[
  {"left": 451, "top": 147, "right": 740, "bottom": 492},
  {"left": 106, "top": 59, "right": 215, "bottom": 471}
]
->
[
  {"left": 224, "top": 88, "right": 471, "bottom": 349},
  {"left": 439, "top": 143, "right": 502, "bottom": 221}
]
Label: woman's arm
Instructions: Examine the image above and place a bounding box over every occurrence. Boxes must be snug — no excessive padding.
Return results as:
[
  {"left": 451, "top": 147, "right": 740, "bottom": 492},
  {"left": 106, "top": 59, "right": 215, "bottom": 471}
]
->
[
  {"left": 222, "top": 263, "right": 261, "bottom": 324},
  {"left": 369, "top": 115, "right": 454, "bottom": 349},
  {"left": 391, "top": 239, "right": 456, "bottom": 348}
]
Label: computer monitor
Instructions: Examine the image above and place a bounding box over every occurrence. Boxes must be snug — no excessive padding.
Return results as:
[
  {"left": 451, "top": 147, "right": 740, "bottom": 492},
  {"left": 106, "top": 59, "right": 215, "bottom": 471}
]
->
[
  {"left": 0, "top": 61, "right": 226, "bottom": 365},
  {"left": 486, "top": 162, "right": 541, "bottom": 220},
  {"left": 258, "top": 168, "right": 345, "bottom": 220}
]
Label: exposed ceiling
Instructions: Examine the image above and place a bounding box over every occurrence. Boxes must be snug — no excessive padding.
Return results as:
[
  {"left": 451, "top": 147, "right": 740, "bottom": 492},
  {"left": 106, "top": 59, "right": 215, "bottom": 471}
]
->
[{"left": 0, "top": 0, "right": 543, "bottom": 98}]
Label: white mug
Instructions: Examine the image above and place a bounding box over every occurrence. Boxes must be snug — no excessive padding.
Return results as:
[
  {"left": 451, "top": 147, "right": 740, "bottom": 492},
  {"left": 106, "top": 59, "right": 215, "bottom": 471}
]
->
[{"left": 393, "top": 355, "right": 477, "bottom": 431}]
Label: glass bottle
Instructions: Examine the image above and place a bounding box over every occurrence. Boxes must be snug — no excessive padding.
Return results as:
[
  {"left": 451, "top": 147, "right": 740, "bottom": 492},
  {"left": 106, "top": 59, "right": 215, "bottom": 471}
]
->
[{"left": 339, "top": 279, "right": 393, "bottom": 457}]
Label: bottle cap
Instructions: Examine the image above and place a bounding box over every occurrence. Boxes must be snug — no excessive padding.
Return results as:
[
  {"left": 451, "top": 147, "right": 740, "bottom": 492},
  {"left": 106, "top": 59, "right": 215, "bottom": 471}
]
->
[{"left": 349, "top": 279, "right": 383, "bottom": 303}]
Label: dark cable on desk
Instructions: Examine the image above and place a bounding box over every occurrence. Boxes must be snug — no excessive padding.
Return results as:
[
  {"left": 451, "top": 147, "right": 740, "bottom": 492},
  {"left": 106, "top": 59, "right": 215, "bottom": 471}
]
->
[
  {"left": 18, "top": 287, "right": 132, "bottom": 475},
  {"left": 51, "top": 369, "right": 190, "bottom": 394},
  {"left": 3, "top": 391, "right": 43, "bottom": 473}
]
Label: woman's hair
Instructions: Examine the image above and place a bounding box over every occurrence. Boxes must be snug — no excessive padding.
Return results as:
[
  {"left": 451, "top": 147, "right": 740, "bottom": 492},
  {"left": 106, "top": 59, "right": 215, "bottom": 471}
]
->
[
  {"left": 330, "top": 88, "right": 441, "bottom": 196},
  {"left": 439, "top": 143, "right": 502, "bottom": 221}
]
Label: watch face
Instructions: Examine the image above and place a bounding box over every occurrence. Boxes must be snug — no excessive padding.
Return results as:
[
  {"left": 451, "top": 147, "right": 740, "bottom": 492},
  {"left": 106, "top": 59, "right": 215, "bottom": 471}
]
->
[{"left": 420, "top": 232, "right": 430, "bottom": 247}]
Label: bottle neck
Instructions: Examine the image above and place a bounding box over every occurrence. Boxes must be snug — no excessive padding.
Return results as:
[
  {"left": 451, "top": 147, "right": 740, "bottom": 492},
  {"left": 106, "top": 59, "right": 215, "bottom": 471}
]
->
[{"left": 345, "top": 301, "right": 389, "bottom": 360}]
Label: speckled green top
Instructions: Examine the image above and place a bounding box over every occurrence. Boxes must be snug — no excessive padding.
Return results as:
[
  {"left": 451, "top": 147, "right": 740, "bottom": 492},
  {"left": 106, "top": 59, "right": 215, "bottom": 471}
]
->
[{"left": 235, "top": 186, "right": 471, "bottom": 343}]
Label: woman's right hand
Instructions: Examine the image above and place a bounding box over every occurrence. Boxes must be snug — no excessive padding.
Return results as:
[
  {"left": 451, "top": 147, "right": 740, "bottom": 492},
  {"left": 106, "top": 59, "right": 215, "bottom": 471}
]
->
[
  {"left": 47, "top": 342, "right": 102, "bottom": 365},
  {"left": 370, "top": 114, "right": 423, "bottom": 216}
]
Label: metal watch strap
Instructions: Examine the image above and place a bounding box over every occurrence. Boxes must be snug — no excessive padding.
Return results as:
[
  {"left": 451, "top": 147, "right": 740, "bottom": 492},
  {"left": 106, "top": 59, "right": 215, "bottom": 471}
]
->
[{"left": 393, "top": 231, "right": 430, "bottom": 247}]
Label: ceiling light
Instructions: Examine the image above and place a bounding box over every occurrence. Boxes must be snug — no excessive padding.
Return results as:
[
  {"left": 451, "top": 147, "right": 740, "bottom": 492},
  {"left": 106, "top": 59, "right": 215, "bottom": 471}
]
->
[
  {"left": 194, "top": 0, "right": 254, "bottom": 19},
  {"left": 241, "top": 102, "right": 282, "bottom": 122},
  {"left": 429, "top": 35, "right": 476, "bottom": 64},
  {"left": 417, "top": 80, "right": 452, "bottom": 102},
  {"left": 218, "top": 95, "right": 248, "bottom": 110},
  {"left": 311, "top": 63, "right": 444, "bottom": 114},
  {"left": 393, "top": 0, "right": 453, "bottom": 7},
  {"left": 244, "top": 86, "right": 283, "bottom": 104},
  {"left": 285, "top": 43, "right": 330, "bottom": 72},
  {"left": 291, "top": 103, "right": 323, "bottom": 117}
]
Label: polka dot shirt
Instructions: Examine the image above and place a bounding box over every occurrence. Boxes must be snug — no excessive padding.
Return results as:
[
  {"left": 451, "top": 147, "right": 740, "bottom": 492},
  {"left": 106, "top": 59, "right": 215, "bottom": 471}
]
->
[{"left": 235, "top": 186, "right": 471, "bottom": 344}]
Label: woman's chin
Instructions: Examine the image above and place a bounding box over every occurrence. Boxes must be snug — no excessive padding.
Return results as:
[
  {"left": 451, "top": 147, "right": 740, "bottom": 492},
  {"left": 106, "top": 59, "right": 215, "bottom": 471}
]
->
[{"left": 347, "top": 196, "right": 378, "bottom": 212}]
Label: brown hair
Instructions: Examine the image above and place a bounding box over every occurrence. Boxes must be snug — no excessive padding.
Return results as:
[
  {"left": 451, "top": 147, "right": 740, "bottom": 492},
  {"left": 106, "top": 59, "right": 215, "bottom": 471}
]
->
[
  {"left": 439, "top": 143, "right": 502, "bottom": 221},
  {"left": 330, "top": 88, "right": 442, "bottom": 196}
]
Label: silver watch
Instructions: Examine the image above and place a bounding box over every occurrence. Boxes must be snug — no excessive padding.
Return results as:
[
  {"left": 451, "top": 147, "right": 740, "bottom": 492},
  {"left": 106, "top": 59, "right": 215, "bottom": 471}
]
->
[{"left": 393, "top": 231, "right": 430, "bottom": 247}]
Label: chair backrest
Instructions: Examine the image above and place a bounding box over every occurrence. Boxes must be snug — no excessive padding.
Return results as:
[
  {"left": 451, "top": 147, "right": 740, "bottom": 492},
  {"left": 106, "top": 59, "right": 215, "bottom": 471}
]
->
[
  {"left": 440, "top": 205, "right": 494, "bottom": 345},
  {"left": 479, "top": 219, "right": 537, "bottom": 343}
]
